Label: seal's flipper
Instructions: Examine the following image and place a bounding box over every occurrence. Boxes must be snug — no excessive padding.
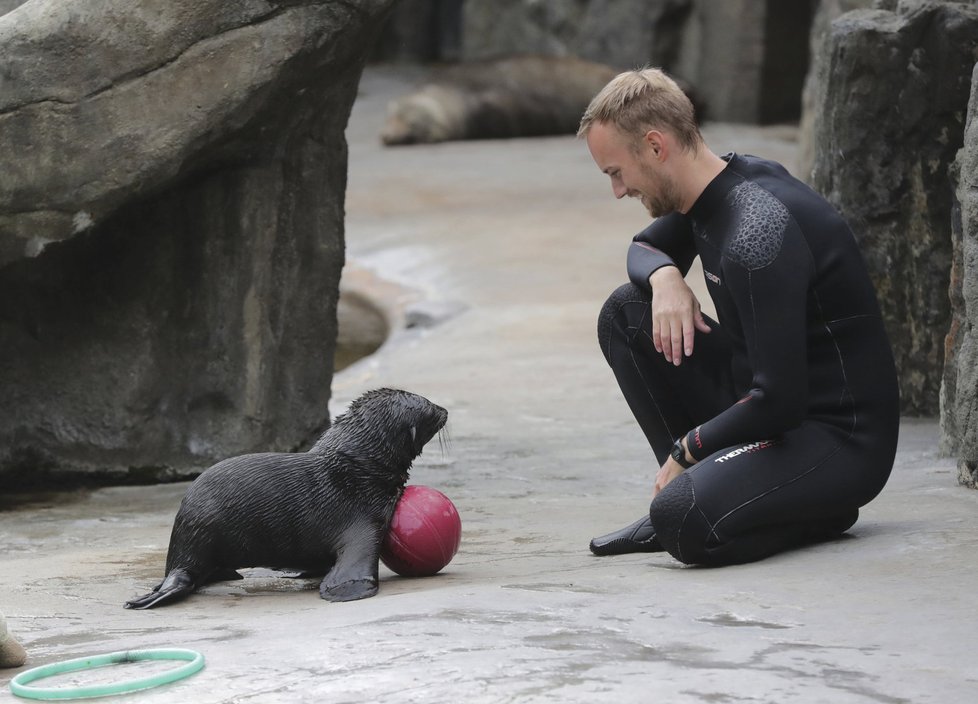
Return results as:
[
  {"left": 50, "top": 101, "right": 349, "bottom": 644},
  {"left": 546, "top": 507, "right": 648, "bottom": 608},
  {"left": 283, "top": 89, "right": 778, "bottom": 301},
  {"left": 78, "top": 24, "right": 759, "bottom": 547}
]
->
[
  {"left": 124, "top": 569, "right": 197, "bottom": 609},
  {"left": 320, "top": 576, "right": 378, "bottom": 602},
  {"left": 319, "top": 536, "right": 381, "bottom": 602}
]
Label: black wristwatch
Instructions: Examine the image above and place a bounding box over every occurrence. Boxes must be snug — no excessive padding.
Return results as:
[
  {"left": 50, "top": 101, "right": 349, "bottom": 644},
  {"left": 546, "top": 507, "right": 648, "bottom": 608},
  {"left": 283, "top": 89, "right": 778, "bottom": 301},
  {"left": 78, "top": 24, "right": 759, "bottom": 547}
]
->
[{"left": 671, "top": 438, "right": 694, "bottom": 469}]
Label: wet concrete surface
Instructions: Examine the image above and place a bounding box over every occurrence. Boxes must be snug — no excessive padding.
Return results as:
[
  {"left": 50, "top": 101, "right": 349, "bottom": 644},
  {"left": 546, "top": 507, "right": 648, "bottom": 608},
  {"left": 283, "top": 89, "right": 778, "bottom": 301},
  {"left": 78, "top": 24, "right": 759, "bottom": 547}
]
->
[{"left": 3, "top": 66, "right": 978, "bottom": 703}]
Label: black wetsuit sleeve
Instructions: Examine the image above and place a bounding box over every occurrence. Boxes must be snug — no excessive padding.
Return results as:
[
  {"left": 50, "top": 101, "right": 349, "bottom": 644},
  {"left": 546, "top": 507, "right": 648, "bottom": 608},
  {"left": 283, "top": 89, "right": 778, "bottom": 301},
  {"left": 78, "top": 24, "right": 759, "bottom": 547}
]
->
[
  {"left": 685, "top": 216, "right": 814, "bottom": 460},
  {"left": 627, "top": 213, "right": 698, "bottom": 292}
]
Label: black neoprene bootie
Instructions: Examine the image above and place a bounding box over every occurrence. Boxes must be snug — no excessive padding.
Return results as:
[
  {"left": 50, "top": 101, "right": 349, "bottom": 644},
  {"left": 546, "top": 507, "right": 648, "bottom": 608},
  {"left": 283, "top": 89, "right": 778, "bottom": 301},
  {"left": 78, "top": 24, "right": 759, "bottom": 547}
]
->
[{"left": 589, "top": 514, "right": 664, "bottom": 555}]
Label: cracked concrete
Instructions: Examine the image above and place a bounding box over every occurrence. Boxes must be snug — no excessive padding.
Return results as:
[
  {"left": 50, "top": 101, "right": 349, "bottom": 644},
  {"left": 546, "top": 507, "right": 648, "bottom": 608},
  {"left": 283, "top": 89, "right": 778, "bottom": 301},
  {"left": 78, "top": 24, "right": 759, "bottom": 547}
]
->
[{"left": 2, "top": 65, "right": 977, "bottom": 703}]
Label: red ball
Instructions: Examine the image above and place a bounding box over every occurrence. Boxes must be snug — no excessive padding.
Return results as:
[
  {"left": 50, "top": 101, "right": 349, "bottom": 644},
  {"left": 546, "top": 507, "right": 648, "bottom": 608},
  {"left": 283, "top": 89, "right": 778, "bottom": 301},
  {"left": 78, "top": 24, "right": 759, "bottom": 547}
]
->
[{"left": 381, "top": 485, "right": 461, "bottom": 577}]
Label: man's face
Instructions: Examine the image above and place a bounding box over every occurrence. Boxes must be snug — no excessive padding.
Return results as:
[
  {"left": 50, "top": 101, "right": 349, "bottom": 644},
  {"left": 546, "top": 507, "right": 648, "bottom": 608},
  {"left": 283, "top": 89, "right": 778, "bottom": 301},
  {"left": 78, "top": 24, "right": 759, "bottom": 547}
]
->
[{"left": 585, "top": 121, "right": 682, "bottom": 218}]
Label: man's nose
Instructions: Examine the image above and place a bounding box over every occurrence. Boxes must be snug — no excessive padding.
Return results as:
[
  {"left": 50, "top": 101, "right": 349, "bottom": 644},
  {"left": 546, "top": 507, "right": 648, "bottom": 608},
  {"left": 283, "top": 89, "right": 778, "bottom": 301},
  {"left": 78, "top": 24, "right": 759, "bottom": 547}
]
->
[{"left": 612, "top": 182, "right": 628, "bottom": 199}]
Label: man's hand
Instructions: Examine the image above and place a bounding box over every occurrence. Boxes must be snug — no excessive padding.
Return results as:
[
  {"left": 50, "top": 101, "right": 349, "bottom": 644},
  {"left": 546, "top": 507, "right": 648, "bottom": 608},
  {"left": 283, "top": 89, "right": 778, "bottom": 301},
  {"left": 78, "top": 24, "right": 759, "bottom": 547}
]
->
[
  {"left": 649, "top": 266, "right": 711, "bottom": 365},
  {"left": 653, "top": 456, "right": 685, "bottom": 499},
  {"left": 652, "top": 437, "right": 696, "bottom": 499}
]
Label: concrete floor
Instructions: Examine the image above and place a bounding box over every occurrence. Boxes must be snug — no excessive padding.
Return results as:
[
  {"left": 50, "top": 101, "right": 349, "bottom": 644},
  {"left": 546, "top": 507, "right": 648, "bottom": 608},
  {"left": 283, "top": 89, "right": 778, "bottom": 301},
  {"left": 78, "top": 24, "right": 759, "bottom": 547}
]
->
[{"left": 2, "top": 66, "right": 977, "bottom": 703}]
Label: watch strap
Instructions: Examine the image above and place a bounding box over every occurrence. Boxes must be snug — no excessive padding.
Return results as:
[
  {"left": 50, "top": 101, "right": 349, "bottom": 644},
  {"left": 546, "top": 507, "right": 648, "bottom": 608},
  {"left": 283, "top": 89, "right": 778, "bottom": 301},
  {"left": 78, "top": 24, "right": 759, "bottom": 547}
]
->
[{"left": 671, "top": 438, "right": 694, "bottom": 469}]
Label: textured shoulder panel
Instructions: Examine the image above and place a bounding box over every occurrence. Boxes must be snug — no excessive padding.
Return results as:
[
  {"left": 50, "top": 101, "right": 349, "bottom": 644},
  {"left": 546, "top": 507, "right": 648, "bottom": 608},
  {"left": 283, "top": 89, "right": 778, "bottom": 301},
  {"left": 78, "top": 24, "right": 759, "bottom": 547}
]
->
[{"left": 726, "top": 181, "right": 790, "bottom": 270}]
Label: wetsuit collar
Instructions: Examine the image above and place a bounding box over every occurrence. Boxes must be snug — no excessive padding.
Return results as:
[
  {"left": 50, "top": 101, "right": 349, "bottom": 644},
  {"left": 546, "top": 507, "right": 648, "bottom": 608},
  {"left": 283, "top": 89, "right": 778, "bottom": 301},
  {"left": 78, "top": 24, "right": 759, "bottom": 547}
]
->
[{"left": 686, "top": 152, "right": 743, "bottom": 228}]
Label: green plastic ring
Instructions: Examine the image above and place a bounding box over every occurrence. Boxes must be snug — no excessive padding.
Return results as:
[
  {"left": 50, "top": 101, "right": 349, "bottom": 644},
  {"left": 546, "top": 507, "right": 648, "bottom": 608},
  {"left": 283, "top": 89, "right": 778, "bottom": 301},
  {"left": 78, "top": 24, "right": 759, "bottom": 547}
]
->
[{"left": 9, "top": 648, "right": 205, "bottom": 700}]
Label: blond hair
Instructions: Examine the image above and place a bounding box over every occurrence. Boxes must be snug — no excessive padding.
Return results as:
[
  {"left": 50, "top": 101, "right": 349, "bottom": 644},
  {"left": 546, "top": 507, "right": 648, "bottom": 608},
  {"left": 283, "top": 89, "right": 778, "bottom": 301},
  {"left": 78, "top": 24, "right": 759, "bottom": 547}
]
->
[{"left": 577, "top": 68, "right": 701, "bottom": 152}]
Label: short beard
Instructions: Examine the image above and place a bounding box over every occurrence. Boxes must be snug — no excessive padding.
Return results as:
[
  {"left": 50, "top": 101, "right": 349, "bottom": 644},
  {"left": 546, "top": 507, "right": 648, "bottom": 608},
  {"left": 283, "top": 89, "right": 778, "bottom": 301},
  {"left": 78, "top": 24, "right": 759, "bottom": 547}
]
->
[{"left": 637, "top": 162, "right": 683, "bottom": 218}]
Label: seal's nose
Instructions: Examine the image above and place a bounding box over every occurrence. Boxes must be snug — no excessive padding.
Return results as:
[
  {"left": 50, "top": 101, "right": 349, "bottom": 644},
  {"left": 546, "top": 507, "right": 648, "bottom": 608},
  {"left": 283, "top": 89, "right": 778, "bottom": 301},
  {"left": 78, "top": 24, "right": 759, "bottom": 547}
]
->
[{"left": 437, "top": 405, "right": 448, "bottom": 428}]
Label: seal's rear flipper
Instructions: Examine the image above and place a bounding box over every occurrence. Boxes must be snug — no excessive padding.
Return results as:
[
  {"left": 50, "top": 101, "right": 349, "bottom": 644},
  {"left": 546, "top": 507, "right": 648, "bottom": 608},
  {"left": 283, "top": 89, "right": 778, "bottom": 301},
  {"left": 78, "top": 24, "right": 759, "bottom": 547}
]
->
[{"left": 124, "top": 569, "right": 196, "bottom": 609}]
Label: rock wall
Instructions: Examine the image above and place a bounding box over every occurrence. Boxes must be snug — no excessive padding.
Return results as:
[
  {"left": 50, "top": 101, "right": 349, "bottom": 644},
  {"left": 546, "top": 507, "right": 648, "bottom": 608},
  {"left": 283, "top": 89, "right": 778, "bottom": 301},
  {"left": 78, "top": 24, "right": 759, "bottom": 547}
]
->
[
  {"left": 808, "top": 1, "right": 978, "bottom": 416},
  {"left": 372, "top": 0, "right": 463, "bottom": 63},
  {"left": 672, "top": 0, "right": 816, "bottom": 124},
  {"left": 457, "top": 0, "right": 813, "bottom": 123},
  {"left": 0, "top": 0, "right": 395, "bottom": 487},
  {"left": 944, "top": 63, "right": 978, "bottom": 488},
  {"left": 797, "top": 0, "right": 875, "bottom": 183},
  {"left": 460, "top": 0, "right": 692, "bottom": 74}
]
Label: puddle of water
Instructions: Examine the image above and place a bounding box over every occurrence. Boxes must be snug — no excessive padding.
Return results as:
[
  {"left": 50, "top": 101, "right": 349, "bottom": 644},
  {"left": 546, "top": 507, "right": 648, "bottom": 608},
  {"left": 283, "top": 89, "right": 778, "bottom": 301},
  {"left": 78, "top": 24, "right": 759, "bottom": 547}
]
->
[
  {"left": 0, "top": 488, "right": 93, "bottom": 512},
  {"left": 697, "top": 612, "right": 795, "bottom": 630}
]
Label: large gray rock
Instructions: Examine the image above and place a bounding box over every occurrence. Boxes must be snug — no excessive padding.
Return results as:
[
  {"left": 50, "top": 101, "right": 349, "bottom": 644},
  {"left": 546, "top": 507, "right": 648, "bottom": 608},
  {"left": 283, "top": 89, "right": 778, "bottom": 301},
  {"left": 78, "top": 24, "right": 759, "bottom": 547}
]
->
[
  {"left": 944, "top": 62, "right": 978, "bottom": 488},
  {"left": 0, "top": 0, "right": 395, "bottom": 487},
  {"left": 798, "top": 0, "right": 875, "bottom": 183},
  {"left": 809, "top": 1, "right": 978, "bottom": 416}
]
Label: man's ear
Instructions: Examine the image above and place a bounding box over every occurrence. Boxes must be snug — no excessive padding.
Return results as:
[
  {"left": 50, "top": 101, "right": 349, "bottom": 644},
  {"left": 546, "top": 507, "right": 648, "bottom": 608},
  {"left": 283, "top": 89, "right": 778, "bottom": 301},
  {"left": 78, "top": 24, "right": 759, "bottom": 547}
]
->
[{"left": 644, "top": 129, "right": 666, "bottom": 159}]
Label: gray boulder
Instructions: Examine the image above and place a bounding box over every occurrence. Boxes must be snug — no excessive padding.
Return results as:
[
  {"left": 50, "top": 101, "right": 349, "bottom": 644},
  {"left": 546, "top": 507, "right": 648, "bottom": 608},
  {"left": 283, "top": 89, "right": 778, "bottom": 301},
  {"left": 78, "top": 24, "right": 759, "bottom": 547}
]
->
[
  {"left": 0, "top": 0, "right": 395, "bottom": 487},
  {"left": 798, "top": 0, "right": 875, "bottom": 183},
  {"left": 460, "top": 0, "right": 693, "bottom": 72},
  {"left": 809, "top": 1, "right": 978, "bottom": 416},
  {"left": 944, "top": 63, "right": 978, "bottom": 489}
]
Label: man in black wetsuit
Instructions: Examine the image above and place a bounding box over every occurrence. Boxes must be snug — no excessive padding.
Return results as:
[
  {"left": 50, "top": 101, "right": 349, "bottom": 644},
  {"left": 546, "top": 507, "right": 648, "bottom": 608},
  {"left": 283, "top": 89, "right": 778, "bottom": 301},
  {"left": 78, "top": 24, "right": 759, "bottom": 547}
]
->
[{"left": 578, "top": 68, "right": 900, "bottom": 566}]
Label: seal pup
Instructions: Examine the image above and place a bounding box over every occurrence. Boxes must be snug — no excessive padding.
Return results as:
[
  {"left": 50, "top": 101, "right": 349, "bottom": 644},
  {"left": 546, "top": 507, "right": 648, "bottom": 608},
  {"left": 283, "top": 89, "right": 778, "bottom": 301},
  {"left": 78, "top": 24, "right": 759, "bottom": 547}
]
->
[{"left": 124, "top": 388, "right": 448, "bottom": 609}]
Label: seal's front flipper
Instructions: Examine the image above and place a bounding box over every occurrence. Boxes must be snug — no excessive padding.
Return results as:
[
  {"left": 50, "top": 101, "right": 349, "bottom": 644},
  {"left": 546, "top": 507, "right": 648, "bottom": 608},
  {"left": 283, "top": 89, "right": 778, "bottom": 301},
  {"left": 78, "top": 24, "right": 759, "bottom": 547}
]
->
[
  {"left": 319, "top": 536, "right": 381, "bottom": 602},
  {"left": 320, "top": 577, "right": 378, "bottom": 602},
  {"left": 124, "top": 569, "right": 197, "bottom": 609}
]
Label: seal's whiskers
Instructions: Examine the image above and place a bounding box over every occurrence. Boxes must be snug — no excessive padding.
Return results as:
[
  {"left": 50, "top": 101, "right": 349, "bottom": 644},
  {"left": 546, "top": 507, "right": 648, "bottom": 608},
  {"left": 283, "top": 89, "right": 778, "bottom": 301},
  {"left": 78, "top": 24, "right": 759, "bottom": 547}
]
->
[{"left": 437, "top": 426, "right": 452, "bottom": 457}]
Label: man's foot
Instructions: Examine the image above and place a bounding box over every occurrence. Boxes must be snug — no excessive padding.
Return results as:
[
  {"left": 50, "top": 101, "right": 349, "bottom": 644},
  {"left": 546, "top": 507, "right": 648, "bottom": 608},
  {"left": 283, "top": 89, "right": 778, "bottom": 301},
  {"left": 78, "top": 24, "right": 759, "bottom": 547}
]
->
[{"left": 589, "top": 515, "right": 664, "bottom": 556}]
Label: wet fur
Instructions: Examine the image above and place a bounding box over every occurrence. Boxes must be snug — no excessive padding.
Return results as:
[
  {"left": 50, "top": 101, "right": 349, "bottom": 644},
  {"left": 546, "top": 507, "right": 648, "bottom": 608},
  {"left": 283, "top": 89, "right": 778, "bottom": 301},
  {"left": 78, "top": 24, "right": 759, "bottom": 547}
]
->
[{"left": 124, "top": 388, "right": 448, "bottom": 609}]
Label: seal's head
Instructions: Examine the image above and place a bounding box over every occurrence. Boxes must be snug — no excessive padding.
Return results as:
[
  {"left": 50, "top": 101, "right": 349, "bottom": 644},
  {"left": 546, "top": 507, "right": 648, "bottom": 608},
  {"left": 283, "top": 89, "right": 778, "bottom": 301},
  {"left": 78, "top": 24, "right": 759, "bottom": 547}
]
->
[
  {"left": 381, "top": 86, "right": 466, "bottom": 145},
  {"left": 321, "top": 388, "right": 448, "bottom": 471}
]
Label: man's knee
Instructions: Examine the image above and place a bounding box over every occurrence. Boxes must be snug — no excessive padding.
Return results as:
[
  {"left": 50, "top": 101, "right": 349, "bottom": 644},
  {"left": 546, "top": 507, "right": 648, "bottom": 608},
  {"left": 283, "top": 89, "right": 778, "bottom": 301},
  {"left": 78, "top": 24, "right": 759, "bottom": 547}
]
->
[
  {"left": 597, "top": 282, "right": 649, "bottom": 363},
  {"left": 649, "top": 472, "right": 711, "bottom": 565}
]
